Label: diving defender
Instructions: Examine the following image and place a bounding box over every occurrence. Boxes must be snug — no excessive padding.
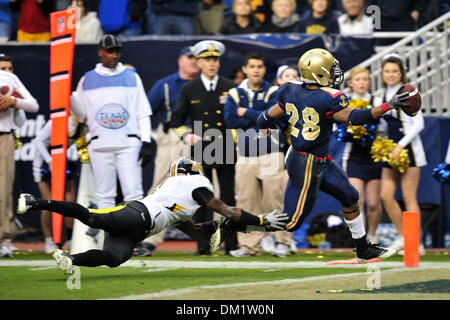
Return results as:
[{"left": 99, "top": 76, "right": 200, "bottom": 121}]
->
[{"left": 17, "top": 158, "right": 288, "bottom": 272}]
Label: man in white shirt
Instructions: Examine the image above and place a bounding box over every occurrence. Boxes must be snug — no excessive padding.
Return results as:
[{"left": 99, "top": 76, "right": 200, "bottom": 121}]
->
[
  {"left": 338, "top": 0, "right": 374, "bottom": 35},
  {"left": 0, "top": 65, "right": 39, "bottom": 257},
  {"left": 71, "top": 34, "right": 152, "bottom": 210}
]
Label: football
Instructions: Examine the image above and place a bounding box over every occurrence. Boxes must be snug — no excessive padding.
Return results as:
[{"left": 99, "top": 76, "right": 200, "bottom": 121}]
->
[
  {"left": 0, "top": 85, "right": 23, "bottom": 99},
  {"left": 397, "top": 83, "right": 421, "bottom": 117}
]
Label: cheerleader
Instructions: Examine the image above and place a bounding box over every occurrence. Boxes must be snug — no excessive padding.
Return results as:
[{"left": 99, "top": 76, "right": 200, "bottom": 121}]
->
[
  {"left": 32, "top": 115, "right": 82, "bottom": 253},
  {"left": 379, "top": 54, "right": 427, "bottom": 253},
  {"left": 342, "top": 67, "right": 383, "bottom": 243}
]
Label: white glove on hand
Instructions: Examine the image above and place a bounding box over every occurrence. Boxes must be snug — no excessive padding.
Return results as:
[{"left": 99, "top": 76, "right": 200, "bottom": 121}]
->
[{"left": 260, "top": 210, "right": 290, "bottom": 231}]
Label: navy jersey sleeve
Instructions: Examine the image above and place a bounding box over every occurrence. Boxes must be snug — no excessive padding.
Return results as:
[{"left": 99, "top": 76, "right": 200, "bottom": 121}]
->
[
  {"left": 276, "top": 83, "right": 290, "bottom": 112},
  {"left": 320, "top": 88, "right": 349, "bottom": 119}
]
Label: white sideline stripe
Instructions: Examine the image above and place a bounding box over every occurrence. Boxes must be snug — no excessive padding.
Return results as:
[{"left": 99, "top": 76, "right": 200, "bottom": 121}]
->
[
  {"left": 1, "top": 260, "right": 450, "bottom": 269},
  {"left": 109, "top": 266, "right": 448, "bottom": 300},
  {"left": 108, "top": 272, "right": 371, "bottom": 300}
]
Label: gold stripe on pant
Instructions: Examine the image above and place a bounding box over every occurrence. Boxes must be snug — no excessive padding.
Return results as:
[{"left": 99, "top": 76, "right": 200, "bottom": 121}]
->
[{"left": 235, "top": 152, "right": 292, "bottom": 255}]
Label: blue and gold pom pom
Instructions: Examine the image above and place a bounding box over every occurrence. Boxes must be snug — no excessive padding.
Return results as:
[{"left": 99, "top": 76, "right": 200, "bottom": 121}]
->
[
  {"left": 432, "top": 163, "right": 450, "bottom": 184},
  {"left": 335, "top": 99, "right": 376, "bottom": 147}
]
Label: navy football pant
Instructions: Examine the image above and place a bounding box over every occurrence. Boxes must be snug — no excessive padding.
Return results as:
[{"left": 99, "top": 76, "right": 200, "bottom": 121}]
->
[{"left": 283, "top": 149, "right": 359, "bottom": 232}]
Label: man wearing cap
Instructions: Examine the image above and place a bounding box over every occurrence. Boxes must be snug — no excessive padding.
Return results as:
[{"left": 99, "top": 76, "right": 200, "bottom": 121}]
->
[
  {"left": 169, "top": 40, "right": 238, "bottom": 255},
  {"left": 133, "top": 46, "right": 199, "bottom": 256},
  {"left": 71, "top": 34, "right": 152, "bottom": 211}
]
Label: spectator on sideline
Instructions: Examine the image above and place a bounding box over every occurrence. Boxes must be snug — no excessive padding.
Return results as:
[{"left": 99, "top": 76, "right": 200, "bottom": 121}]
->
[
  {"left": 196, "top": 0, "right": 225, "bottom": 35},
  {"left": 250, "top": 0, "right": 272, "bottom": 24},
  {"left": 134, "top": 46, "right": 199, "bottom": 257},
  {"left": 0, "top": 54, "right": 13, "bottom": 72},
  {"left": 0, "top": 0, "right": 12, "bottom": 42},
  {"left": 260, "top": 0, "right": 300, "bottom": 33},
  {"left": 295, "top": 0, "right": 340, "bottom": 34},
  {"left": 69, "top": 0, "right": 103, "bottom": 43},
  {"left": 98, "top": 0, "right": 147, "bottom": 36},
  {"left": 229, "top": 66, "right": 246, "bottom": 86},
  {"left": 0, "top": 57, "right": 39, "bottom": 257},
  {"left": 9, "top": 0, "right": 55, "bottom": 42},
  {"left": 379, "top": 54, "right": 426, "bottom": 254},
  {"left": 70, "top": 35, "right": 152, "bottom": 211},
  {"left": 169, "top": 40, "right": 239, "bottom": 255},
  {"left": 342, "top": 67, "right": 383, "bottom": 243},
  {"left": 338, "top": 0, "right": 373, "bottom": 35},
  {"left": 365, "top": 0, "right": 426, "bottom": 45},
  {"left": 224, "top": 52, "right": 290, "bottom": 257},
  {"left": 150, "top": 0, "right": 199, "bottom": 35},
  {"left": 275, "top": 65, "right": 299, "bottom": 86},
  {"left": 219, "top": 0, "right": 262, "bottom": 34}
]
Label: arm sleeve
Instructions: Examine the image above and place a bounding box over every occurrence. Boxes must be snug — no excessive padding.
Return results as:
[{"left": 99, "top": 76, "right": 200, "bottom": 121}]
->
[
  {"left": 138, "top": 116, "right": 151, "bottom": 143},
  {"left": 169, "top": 84, "right": 192, "bottom": 137},
  {"left": 192, "top": 187, "right": 215, "bottom": 206},
  {"left": 71, "top": 78, "right": 87, "bottom": 121},
  {"left": 147, "top": 80, "right": 164, "bottom": 115},
  {"left": 70, "top": 90, "right": 86, "bottom": 121},
  {"left": 13, "top": 109, "right": 27, "bottom": 127},
  {"left": 135, "top": 74, "right": 153, "bottom": 119},
  {"left": 224, "top": 88, "right": 252, "bottom": 128},
  {"left": 10, "top": 73, "right": 39, "bottom": 113},
  {"left": 244, "top": 86, "right": 279, "bottom": 122},
  {"left": 329, "top": 92, "right": 349, "bottom": 113},
  {"left": 397, "top": 110, "right": 425, "bottom": 148},
  {"left": 134, "top": 74, "right": 152, "bottom": 142},
  {"left": 33, "top": 121, "right": 53, "bottom": 164}
]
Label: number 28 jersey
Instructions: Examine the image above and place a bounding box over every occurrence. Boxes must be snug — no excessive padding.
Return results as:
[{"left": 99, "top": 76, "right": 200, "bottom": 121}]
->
[{"left": 277, "top": 82, "right": 349, "bottom": 157}]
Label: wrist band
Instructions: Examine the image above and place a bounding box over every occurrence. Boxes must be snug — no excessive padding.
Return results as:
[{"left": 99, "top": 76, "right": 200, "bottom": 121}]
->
[{"left": 380, "top": 102, "right": 391, "bottom": 112}]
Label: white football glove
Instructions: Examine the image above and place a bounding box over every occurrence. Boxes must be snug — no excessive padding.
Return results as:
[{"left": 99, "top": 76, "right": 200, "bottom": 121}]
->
[{"left": 260, "top": 210, "right": 290, "bottom": 231}]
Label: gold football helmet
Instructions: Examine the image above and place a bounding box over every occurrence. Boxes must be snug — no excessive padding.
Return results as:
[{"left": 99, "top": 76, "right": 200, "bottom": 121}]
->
[{"left": 298, "top": 48, "right": 344, "bottom": 87}]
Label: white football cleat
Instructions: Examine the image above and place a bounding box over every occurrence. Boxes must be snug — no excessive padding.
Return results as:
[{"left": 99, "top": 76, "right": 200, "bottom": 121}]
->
[
  {"left": 53, "top": 249, "right": 73, "bottom": 273},
  {"left": 17, "top": 193, "right": 38, "bottom": 214},
  {"left": 260, "top": 236, "right": 276, "bottom": 254},
  {"left": 272, "top": 243, "right": 290, "bottom": 258}
]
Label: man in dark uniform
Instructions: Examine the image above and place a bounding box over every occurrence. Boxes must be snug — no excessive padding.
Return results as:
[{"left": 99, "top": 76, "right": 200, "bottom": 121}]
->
[{"left": 170, "top": 40, "right": 238, "bottom": 255}]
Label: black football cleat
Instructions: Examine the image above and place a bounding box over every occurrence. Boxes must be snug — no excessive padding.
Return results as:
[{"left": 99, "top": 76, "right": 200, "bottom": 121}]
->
[
  {"left": 17, "top": 193, "right": 38, "bottom": 214},
  {"left": 355, "top": 242, "right": 396, "bottom": 264}
]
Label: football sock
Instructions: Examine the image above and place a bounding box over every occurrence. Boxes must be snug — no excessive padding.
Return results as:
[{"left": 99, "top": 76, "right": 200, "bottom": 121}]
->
[
  {"left": 72, "top": 250, "right": 115, "bottom": 267},
  {"left": 37, "top": 200, "right": 90, "bottom": 223},
  {"left": 344, "top": 214, "right": 368, "bottom": 251}
]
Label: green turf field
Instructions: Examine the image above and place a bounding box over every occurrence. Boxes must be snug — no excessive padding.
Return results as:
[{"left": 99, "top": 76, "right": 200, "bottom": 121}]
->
[{"left": 1, "top": 250, "right": 449, "bottom": 300}]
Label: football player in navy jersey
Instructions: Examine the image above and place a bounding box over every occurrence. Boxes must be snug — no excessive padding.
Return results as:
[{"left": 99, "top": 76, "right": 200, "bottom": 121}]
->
[{"left": 257, "top": 48, "right": 410, "bottom": 262}]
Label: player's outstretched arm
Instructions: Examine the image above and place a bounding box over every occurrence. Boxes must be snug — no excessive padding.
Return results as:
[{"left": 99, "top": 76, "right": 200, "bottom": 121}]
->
[
  {"left": 205, "top": 197, "right": 289, "bottom": 232},
  {"left": 256, "top": 103, "right": 285, "bottom": 129},
  {"left": 333, "top": 92, "right": 410, "bottom": 125},
  {"left": 174, "top": 219, "right": 217, "bottom": 239}
]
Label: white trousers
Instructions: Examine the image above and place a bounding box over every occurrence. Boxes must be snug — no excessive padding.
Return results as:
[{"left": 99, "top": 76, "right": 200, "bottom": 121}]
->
[{"left": 88, "top": 145, "right": 143, "bottom": 209}]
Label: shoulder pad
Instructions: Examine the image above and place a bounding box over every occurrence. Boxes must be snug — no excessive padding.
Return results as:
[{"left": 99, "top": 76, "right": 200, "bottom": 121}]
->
[{"left": 320, "top": 87, "right": 345, "bottom": 98}]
